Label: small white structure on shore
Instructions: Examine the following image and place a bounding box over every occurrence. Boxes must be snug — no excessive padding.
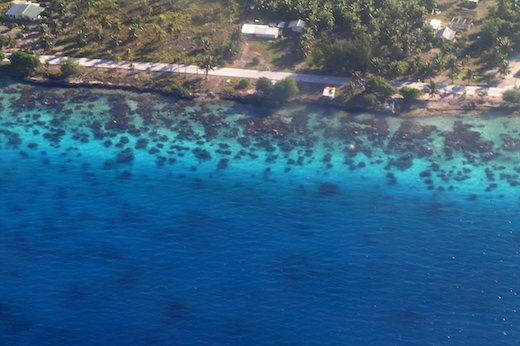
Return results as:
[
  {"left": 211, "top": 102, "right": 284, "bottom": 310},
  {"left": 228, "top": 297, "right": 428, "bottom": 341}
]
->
[
  {"left": 6, "top": 2, "right": 43, "bottom": 21},
  {"left": 241, "top": 24, "right": 279, "bottom": 39},
  {"left": 322, "top": 86, "right": 336, "bottom": 99},
  {"left": 288, "top": 20, "right": 305, "bottom": 33}
]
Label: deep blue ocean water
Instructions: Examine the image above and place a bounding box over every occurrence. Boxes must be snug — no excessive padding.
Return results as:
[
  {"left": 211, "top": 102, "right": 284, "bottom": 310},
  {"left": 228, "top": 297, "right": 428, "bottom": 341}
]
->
[{"left": 0, "top": 80, "right": 519, "bottom": 345}]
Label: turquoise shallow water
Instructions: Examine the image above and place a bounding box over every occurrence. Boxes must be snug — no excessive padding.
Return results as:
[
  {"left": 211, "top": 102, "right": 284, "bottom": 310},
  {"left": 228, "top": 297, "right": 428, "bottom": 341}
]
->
[{"left": 0, "top": 80, "right": 520, "bottom": 345}]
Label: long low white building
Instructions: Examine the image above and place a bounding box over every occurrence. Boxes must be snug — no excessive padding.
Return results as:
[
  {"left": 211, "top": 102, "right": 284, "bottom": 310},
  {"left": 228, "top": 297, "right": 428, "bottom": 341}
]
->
[{"left": 241, "top": 24, "right": 279, "bottom": 40}]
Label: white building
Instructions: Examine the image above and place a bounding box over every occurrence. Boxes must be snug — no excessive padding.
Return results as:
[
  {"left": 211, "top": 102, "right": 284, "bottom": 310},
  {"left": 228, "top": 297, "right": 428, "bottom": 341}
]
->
[
  {"left": 288, "top": 20, "right": 305, "bottom": 33},
  {"left": 6, "top": 2, "right": 43, "bottom": 21},
  {"left": 241, "top": 24, "right": 279, "bottom": 40},
  {"left": 436, "top": 27, "right": 456, "bottom": 41}
]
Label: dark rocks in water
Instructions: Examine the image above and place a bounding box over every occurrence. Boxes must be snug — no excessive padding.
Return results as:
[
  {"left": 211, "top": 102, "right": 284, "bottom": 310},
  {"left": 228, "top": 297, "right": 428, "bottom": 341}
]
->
[
  {"left": 7, "top": 134, "right": 22, "bottom": 146},
  {"left": 135, "top": 138, "right": 149, "bottom": 150},
  {"left": 237, "top": 136, "right": 251, "bottom": 147},
  {"left": 119, "top": 136, "right": 130, "bottom": 145},
  {"left": 149, "top": 147, "right": 160, "bottom": 154},
  {"left": 27, "top": 142, "right": 38, "bottom": 149},
  {"left": 386, "top": 172, "right": 398, "bottom": 185},
  {"left": 215, "top": 149, "right": 232, "bottom": 155},
  {"left": 103, "top": 140, "right": 112, "bottom": 148},
  {"left": 499, "top": 173, "right": 519, "bottom": 187},
  {"left": 116, "top": 148, "right": 135, "bottom": 164},
  {"left": 12, "top": 88, "right": 36, "bottom": 109},
  {"left": 317, "top": 182, "right": 340, "bottom": 196},
  {"left": 323, "top": 153, "right": 332, "bottom": 163},
  {"left": 192, "top": 148, "right": 212, "bottom": 161},
  {"left": 105, "top": 96, "right": 132, "bottom": 131},
  {"left": 389, "top": 121, "right": 436, "bottom": 154},
  {"left": 417, "top": 146, "right": 434, "bottom": 157},
  {"left": 239, "top": 114, "right": 293, "bottom": 137},
  {"left": 292, "top": 110, "right": 310, "bottom": 134},
  {"left": 156, "top": 156, "right": 167, "bottom": 166},
  {"left": 356, "top": 117, "right": 390, "bottom": 142},
  {"left": 484, "top": 168, "right": 495, "bottom": 181},
  {"left": 501, "top": 134, "right": 520, "bottom": 151},
  {"left": 485, "top": 183, "right": 498, "bottom": 192},
  {"left": 117, "top": 170, "right": 133, "bottom": 179},
  {"left": 36, "top": 91, "right": 66, "bottom": 111},
  {"left": 419, "top": 170, "right": 431, "bottom": 178},
  {"left": 385, "top": 154, "right": 414, "bottom": 171},
  {"left": 265, "top": 155, "right": 278, "bottom": 163},
  {"left": 424, "top": 178, "right": 434, "bottom": 186},
  {"left": 217, "top": 158, "right": 229, "bottom": 170},
  {"left": 443, "top": 121, "right": 496, "bottom": 161}
]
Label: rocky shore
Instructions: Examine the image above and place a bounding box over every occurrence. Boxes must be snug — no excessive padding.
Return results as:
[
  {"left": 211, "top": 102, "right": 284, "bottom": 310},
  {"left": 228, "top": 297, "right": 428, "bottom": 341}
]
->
[{"left": 22, "top": 73, "right": 518, "bottom": 118}]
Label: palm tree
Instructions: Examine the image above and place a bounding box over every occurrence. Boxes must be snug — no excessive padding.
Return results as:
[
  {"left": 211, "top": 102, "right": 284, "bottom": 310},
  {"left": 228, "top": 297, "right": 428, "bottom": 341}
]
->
[
  {"left": 423, "top": 80, "right": 439, "bottom": 98},
  {"left": 199, "top": 55, "right": 216, "bottom": 79},
  {"left": 465, "top": 68, "right": 475, "bottom": 85},
  {"left": 497, "top": 37, "right": 513, "bottom": 57},
  {"left": 128, "top": 25, "right": 139, "bottom": 42},
  {"left": 498, "top": 60, "right": 511, "bottom": 79},
  {"left": 448, "top": 68, "right": 459, "bottom": 84},
  {"left": 351, "top": 70, "right": 364, "bottom": 89}
]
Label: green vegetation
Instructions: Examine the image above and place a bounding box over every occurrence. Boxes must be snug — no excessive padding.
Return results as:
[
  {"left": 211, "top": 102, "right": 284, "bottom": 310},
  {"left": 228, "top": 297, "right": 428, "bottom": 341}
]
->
[
  {"left": 255, "top": 77, "right": 273, "bottom": 95},
  {"left": 272, "top": 78, "right": 299, "bottom": 100},
  {"left": 399, "top": 86, "right": 422, "bottom": 107},
  {"left": 255, "top": 77, "right": 299, "bottom": 101},
  {"left": 0, "top": 51, "right": 4, "bottom": 62},
  {"left": 0, "top": 34, "right": 7, "bottom": 48},
  {"left": 365, "top": 76, "right": 397, "bottom": 101},
  {"left": 502, "top": 89, "right": 520, "bottom": 104},
  {"left": 60, "top": 58, "right": 82, "bottom": 77},
  {"left": 236, "top": 78, "right": 250, "bottom": 89},
  {"left": 37, "top": 0, "right": 242, "bottom": 66},
  {"left": 423, "top": 80, "right": 440, "bottom": 98},
  {"left": 9, "top": 51, "right": 41, "bottom": 77}
]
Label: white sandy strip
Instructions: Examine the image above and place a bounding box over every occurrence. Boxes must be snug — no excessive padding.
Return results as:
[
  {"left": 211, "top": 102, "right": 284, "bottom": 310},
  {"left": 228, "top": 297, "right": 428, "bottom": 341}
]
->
[
  {"left": 38, "top": 55, "right": 349, "bottom": 85},
  {"left": 38, "top": 55, "right": 515, "bottom": 96}
]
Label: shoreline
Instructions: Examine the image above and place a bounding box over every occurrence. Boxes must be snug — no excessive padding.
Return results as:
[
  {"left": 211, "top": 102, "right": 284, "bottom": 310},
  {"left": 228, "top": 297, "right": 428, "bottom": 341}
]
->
[{"left": 19, "top": 74, "right": 519, "bottom": 117}]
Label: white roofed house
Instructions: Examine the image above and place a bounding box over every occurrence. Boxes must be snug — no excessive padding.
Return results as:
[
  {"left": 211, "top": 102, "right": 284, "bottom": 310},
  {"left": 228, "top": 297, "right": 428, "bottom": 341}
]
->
[
  {"left": 288, "top": 19, "right": 305, "bottom": 33},
  {"left": 5, "top": 2, "right": 44, "bottom": 21},
  {"left": 241, "top": 24, "right": 279, "bottom": 40},
  {"left": 436, "top": 27, "right": 456, "bottom": 41}
]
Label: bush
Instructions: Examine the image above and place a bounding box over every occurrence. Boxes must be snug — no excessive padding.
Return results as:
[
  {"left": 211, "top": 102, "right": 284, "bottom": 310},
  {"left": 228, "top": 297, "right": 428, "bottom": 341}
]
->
[
  {"left": 365, "top": 76, "right": 396, "bottom": 101},
  {"left": 252, "top": 56, "right": 260, "bottom": 66},
  {"left": 272, "top": 78, "right": 299, "bottom": 100},
  {"left": 256, "top": 77, "right": 272, "bottom": 95},
  {"left": 0, "top": 51, "right": 5, "bottom": 62},
  {"left": 60, "top": 58, "right": 82, "bottom": 77},
  {"left": 0, "top": 34, "right": 7, "bottom": 48},
  {"left": 9, "top": 51, "right": 41, "bottom": 76},
  {"left": 503, "top": 89, "right": 520, "bottom": 104},
  {"left": 236, "top": 79, "right": 250, "bottom": 90},
  {"left": 399, "top": 86, "right": 422, "bottom": 106}
]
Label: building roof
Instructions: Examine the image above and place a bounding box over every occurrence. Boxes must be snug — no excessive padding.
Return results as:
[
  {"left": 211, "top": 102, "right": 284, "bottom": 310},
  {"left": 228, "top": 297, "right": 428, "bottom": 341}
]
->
[
  {"left": 430, "top": 19, "right": 441, "bottom": 30},
  {"left": 288, "top": 20, "right": 305, "bottom": 29},
  {"left": 322, "top": 87, "right": 336, "bottom": 98},
  {"left": 436, "top": 27, "right": 456, "bottom": 40},
  {"left": 241, "top": 24, "right": 279, "bottom": 38},
  {"left": 6, "top": 3, "right": 43, "bottom": 19}
]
